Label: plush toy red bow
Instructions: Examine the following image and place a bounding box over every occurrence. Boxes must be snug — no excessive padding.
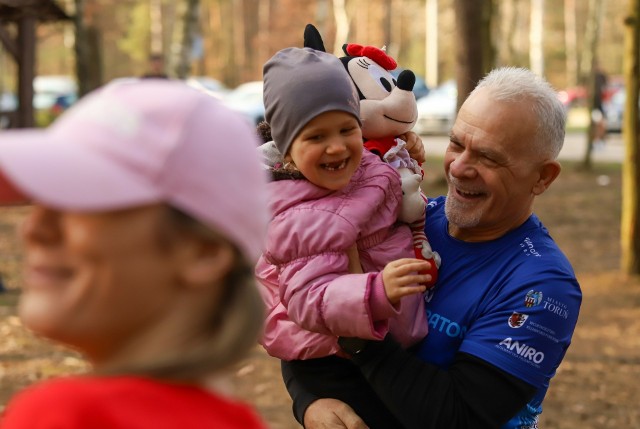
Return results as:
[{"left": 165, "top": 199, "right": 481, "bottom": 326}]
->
[{"left": 343, "top": 44, "right": 397, "bottom": 71}]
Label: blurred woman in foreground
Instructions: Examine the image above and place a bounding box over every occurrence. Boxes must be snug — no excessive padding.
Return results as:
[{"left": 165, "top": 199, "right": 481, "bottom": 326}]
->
[{"left": 0, "top": 80, "right": 270, "bottom": 429}]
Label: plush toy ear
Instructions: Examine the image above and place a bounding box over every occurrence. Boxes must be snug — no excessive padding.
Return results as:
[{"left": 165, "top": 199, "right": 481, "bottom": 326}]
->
[{"left": 304, "top": 24, "right": 326, "bottom": 52}]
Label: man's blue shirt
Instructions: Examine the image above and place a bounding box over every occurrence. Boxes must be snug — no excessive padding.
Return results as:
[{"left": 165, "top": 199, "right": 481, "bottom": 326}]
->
[{"left": 416, "top": 197, "right": 582, "bottom": 429}]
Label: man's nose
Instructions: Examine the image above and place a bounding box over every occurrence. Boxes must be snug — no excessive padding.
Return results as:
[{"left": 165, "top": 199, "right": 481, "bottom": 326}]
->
[{"left": 448, "top": 152, "right": 477, "bottom": 179}]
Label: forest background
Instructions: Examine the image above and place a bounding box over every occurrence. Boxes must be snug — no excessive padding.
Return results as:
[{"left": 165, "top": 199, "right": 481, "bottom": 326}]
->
[
  {"left": 2, "top": 1, "right": 640, "bottom": 428},
  {"left": 0, "top": 0, "right": 629, "bottom": 93}
]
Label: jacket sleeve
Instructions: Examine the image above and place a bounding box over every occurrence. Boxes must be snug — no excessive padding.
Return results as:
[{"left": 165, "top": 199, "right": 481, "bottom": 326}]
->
[{"left": 278, "top": 252, "right": 398, "bottom": 340}]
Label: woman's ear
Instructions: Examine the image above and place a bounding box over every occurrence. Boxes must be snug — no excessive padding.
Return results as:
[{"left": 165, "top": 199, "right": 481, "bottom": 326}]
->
[
  {"left": 532, "top": 160, "right": 561, "bottom": 195},
  {"left": 179, "top": 240, "right": 235, "bottom": 288}
]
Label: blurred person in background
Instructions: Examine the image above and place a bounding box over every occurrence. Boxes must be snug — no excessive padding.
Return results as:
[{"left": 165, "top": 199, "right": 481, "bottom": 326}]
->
[
  {"left": 592, "top": 64, "right": 608, "bottom": 149},
  {"left": 141, "top": 53, "right": 169, "bottom": 79}
]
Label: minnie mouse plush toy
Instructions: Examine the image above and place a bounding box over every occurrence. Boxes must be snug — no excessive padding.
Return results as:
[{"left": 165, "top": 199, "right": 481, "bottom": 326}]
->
[{"left": 304, "top": 24, "right": 441, "bottom": 287}]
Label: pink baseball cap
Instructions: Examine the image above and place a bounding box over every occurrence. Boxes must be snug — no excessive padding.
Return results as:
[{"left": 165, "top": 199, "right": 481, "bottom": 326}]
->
[{"left": 0, "top": 79, "right": 270, "bottom": 263}]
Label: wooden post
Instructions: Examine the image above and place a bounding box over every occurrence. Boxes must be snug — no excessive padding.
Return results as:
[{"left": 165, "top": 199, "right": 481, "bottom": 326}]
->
[{"left": 17, "top": 15, "right": 36, "bottom": 128}]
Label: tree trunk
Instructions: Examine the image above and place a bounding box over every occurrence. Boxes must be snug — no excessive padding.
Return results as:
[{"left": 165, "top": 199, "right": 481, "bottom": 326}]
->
[
  {"left": 258, "top": 0, "right": 271, "bottom": 75},
  {"left": 425, "top": 0, "right": 438, "bottom": 87},
  {"left": 170, "top": 0, "right": 200, "bottom": 79},
  {"left": 529, "top": 0, "right": 544, "bottom": 76},
  {"left": 454, "top": 0, "right": 492, "bottom": 109},
  {"left": 498, "top": 0, "right": 525, "bottom": 66},
  {"left": 564, "top": 0, "right": 578, "bottom": 87},
  {"left": 333, "top": 0, "right": 350, "bottom": 56},
  {"left": 621, "top": 0, "right": 640, "bottom": 275},
  {"left": 74, "top": 0, "right": 102, "bottom": 97},
  {"left": 149, "top": 0, "right": 163, "bottom": 55},
  {"left": 482, "top": 0, "right": 495, "bottom": 71},
  {"left": 580, "top": 0, "right": 604, "bottom": 170},
  {"left": 232, "top": 0, "right": 246, "bottom": 83},
  {"left": 383, "top": 0, "right": 392, "bottom": 49}
]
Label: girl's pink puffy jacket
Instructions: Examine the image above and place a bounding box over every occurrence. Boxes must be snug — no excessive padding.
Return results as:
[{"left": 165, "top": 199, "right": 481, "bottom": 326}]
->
[{"left": 256, "top": 149, "right": 427, "bottom": 361}]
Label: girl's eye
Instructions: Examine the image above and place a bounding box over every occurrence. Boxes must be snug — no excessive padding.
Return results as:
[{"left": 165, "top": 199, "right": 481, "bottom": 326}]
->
[{"left": 341, "top": 127, "right": 357, "bottom": 134}]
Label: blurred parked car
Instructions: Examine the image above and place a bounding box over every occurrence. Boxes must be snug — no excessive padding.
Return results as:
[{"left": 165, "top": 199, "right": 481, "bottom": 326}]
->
[
  {"left": 557, "top": 86, "right": 587, "bottom": 109},
  {"left": 223, "top": 81, "right": 265, "bottom": 127},
  {"left": 0, "top": 76, "right": 78, "bottom": 128},
  {"left": 49, "top": 93, "right": 78, "bottom": 119},
  {"left": 185, "top": 76, "right": 229, "bottom": 99},
  {"left": 390, "top": 68, "right": 430, "bottom": 100},
  {"left": 413, "top": 80, "right": 457, "bottom": 135},
  {"left": 33, "top": 75, "right": 78, "bottom": 126},
  {"left": 1, "top": 91, "right": 18, "bottom": 129},
  {"left": 33, "top": 75, "right": 77, "bottom": 110},
  {"left": 603, "top": 87, "right": 625, "bottom": 133}
]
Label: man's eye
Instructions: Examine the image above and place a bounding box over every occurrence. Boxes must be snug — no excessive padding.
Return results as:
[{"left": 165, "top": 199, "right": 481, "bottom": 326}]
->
[
  {"left": 482, "top": 155, "right": 500, "bottom": 166},
  {"left": 449, "top": 141, "right": 463, "bottom": 150}
]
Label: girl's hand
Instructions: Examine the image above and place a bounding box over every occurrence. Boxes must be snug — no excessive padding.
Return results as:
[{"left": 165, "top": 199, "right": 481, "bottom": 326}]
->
[{"left": 382, "top": 258, "right": 431, "bottom": 304}]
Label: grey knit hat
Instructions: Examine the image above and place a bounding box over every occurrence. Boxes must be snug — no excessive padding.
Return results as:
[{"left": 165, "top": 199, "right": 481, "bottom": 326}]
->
[{"left": 263, "top": 47, "right": 361, "bottom": 156}]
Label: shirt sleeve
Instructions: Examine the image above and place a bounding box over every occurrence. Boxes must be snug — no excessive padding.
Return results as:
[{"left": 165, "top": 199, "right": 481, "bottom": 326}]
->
[{"left": 458, "top": 271, "right": 581, "bottom": 388}]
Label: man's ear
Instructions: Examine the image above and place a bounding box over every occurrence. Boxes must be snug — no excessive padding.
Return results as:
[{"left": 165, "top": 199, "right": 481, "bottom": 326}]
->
[
  {"left": 532, "top": 160, "right": 561, "bottom": 195},
  {"left": 179, "top": 240, "right": 235, "bottom": 288}
]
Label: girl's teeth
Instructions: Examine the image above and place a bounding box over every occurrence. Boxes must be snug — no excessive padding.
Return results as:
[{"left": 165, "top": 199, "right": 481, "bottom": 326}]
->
[{"left": 323, "top": 159, "right": 347, "bottom": 171}]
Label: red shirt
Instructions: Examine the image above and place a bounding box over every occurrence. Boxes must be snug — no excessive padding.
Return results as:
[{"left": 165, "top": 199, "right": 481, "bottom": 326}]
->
[{"left": 1, "top": 375, "right": 267, "bottom": 429}]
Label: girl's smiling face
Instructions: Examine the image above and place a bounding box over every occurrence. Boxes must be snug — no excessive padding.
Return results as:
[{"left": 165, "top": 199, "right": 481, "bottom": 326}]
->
[{"left": 286, "top": 111, "right": 363, "bottom": 191}]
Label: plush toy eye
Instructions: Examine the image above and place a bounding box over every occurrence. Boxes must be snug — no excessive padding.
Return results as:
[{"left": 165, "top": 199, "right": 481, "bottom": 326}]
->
[
  {"left": 380, "top": 77, "right": 392, "bottom": 92},
  {"left": 368, "top": 63, "right": 396, "bottom": 93}
]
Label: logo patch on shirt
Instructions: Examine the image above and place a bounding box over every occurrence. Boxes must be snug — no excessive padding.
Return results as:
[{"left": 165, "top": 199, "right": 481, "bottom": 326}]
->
[
  {"left": 542, "top": 296, "right": 570, "bottom": 319},
  {"left": 519, "top": 237, "right": 542, "bottom": 257},
  {"left": 524, "top": 290, "right": 543, "bottom": 307},
  {"left": 497, "top": 338, "right": 545, "bottom": 365},
  {"left": 508, "top": 312, "right": 529, "bottom": 328}
]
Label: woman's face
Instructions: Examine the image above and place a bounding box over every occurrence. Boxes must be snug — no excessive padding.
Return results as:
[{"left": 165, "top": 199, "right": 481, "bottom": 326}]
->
[{"left": 18, "top": 204, "right": 192, "bottom": 362}]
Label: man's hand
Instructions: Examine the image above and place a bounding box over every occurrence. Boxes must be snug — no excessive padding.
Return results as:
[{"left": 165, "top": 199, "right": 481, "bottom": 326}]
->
[
  {"left": 398, "top": 131, "right": 426, "bottom": 164},
  {"left": 304, "top": 398, "right": 369, "bottom": 429}
]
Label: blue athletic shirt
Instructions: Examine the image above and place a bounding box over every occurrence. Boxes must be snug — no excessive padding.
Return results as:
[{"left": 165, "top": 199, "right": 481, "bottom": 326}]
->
[{"left": 416, "top": 196, "right": 582, "bottom": 429}]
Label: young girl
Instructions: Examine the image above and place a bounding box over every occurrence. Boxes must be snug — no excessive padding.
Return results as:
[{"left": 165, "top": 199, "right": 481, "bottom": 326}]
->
[
  {"left": 0, "top": 80, "right": 269, "bottom": 429},
  {"left": 255, "top": 47, "right": 432, "bottom": 427}
]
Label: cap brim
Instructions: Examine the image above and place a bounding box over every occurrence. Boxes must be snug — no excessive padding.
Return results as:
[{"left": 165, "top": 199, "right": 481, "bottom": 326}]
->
[{"left": 0, "top": 129, "right": 162, "bottom": 211}]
